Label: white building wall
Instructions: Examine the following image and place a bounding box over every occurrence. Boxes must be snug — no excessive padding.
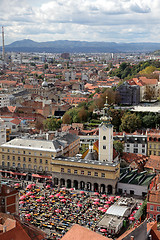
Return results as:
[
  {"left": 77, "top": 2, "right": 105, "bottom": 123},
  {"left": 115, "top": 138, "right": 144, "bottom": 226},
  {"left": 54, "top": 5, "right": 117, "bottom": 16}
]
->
[
  {"left": 0, "top": 118, "right": 6, "bottom": 145},
  {"left": 0, "top": 94, "right": 10, "bottom": 108},
  {"left": 117, "top": 182, "right": 148, "bottom": 196}
]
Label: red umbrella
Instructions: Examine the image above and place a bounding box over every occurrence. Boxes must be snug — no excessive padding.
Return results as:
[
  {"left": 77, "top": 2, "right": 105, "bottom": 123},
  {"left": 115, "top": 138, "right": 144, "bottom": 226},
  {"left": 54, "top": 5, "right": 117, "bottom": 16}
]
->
[
  {"left": 98, "top": 207, "right": 103, "bottom": 210},
  {"left": 60, "top": 199, "right": 66, "bottom": 202},
  {"left": 20, "top": 195, "right": 26, "bottom": 200},
  {"left": 46, "top": 185, "right": 50, "bottom": 189},
  {"left": 32, "top": 183, "right": 36, "bottom": 187},
  {"left": 102, "top": 194, "right": 107, "bottom": 198},
  {"left": 59, "top": 195, "right": 65, "bottom": 199},
  {"left": 129, "top": 216, "right": 135, "bottom": 221},
  {"left": 70, "top": 188, "right": 74, "bottom": 191},
  {"left": 100, "top": 229, "right": 107, "bottom": 233},
  {"left": 105, "top": 201, "right": 111, "bottom": 204},
  {"left": 80, "top": 191, "right": 85, "bottom": 194},
  {"left": 40, "top": 196, "right": 45, "bottom": 200},
  {"left": 139, "top": 203, "right": 142, "bottom": 205},
  {"left": 49, "top": 194, "right": 54, "bottom": 198},
  {"left": 36, "top": 199, "right": 41, "bottom": 202},
  {"left": 116, "top": 196, "right": 121, "bottom": 199},
  {"left": 26, "top": 184, "right": 32, "bottom": 189},
  {"left": 25, "top": 213, "right": 31, "bottom": 217},
  {"left": 19, "top": 201, "right": 24, "bottom": 204},
  {"left": 93, "top": 201, "right": 99, "bottom": 205},
  {"left": 30, "top": 195, "right": 35, "bottom": 198},
  {"left": 94, "top": 198, "right": 100, "bottom": 201},
  {"left": 104, "top": 204, "right": 109, "bottom": 208},
  {"left": 55, "top": 193, "right": 61, "bottom": 197},
  {"left": 55, "top": 209, "right": 61, "bottom": 213},
  {"left": 101, "top": 208, "right": 107, "bottom": 212},
  {"left": 77, "top": 203, "right": 82, "bottom": 207},
  {"left": 14, "top": 183, "right": 20, "bottom": 186},
  {"left": 94, "top": 192, "right": 99, "bottom": 195},
  {"left": 26, "top": 191, "right": 32, "bottom": 196}
]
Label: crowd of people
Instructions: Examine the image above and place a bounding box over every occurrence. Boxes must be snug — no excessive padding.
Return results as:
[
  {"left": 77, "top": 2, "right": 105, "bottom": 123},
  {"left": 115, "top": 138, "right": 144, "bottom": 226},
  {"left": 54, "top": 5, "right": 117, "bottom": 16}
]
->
[{"left": 18, "top": 183, "right": 120, "bottom": 239}]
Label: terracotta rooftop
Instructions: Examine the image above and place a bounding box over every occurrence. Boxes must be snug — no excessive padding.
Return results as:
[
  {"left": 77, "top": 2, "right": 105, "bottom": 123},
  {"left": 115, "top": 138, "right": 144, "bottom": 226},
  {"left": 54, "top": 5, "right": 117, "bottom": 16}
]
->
[
  {"left": 145, "top": 155, "right": 160, "bottom": 171},
  {"left": 60, "top": 224, "right": 112, "bottom": 240}
]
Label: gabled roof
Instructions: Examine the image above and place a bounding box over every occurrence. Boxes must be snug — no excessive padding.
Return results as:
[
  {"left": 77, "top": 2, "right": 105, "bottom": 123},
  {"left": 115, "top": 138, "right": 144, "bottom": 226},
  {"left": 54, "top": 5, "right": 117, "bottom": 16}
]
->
[{"left": 60, "top": 224, "right": 111, "bottom": 240}]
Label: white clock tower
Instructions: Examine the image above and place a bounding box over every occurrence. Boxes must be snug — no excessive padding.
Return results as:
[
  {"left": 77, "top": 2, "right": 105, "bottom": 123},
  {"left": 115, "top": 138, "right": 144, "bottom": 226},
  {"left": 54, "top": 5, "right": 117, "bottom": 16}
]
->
[{"left": 99, "top": 97, "right": 113, "bottom": 163}]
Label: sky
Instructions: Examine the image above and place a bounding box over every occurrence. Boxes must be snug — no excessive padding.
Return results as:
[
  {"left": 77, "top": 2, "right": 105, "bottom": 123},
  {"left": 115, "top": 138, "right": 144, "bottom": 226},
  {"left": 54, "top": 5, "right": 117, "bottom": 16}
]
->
[{"left": 0, "top": 0, "right": 160, "bottom": 44}]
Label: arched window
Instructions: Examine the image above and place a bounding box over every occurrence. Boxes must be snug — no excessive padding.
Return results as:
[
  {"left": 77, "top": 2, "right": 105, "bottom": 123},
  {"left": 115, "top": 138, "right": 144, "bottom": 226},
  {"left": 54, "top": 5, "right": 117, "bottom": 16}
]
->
[
  {"left": 103, "top": 136, "right": 106, "bottom": 140},
  {"left": 23, "top": 164, "right": 26, "bottom": 169},
  {"left": 2, "top": 161, "right": 5, "bottom": 167}
]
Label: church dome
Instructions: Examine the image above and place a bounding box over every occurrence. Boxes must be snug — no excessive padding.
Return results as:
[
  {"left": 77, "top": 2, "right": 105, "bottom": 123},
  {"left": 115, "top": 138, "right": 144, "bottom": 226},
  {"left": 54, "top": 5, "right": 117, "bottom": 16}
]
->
[{"left": 42, "top": 78, "right": 48, "bottom": 87}]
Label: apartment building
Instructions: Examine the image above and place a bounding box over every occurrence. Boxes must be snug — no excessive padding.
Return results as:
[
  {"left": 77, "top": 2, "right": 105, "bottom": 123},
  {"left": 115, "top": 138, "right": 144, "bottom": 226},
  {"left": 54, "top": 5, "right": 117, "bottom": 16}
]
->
[{"left": 0, "top": 133, "right": 80, "bottom": 181}]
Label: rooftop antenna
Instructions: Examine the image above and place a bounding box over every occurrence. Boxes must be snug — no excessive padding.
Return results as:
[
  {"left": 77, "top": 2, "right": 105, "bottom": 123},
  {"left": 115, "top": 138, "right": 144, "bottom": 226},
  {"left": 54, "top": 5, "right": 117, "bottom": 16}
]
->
[{"left": 2, "top": 26, "right": 5, "bottom": 68}]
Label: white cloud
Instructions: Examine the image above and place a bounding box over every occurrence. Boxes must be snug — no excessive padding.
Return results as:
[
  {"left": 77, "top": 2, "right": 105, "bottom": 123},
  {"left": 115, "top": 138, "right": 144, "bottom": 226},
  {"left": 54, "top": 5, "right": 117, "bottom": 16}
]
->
[{"left": 0, "top": 0, "right": 160, "bottom": 44}]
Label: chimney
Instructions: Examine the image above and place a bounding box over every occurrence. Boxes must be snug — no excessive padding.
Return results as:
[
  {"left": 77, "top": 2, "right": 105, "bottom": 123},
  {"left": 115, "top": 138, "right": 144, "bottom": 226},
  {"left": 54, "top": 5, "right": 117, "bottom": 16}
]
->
[{"left": 3, "top": 226, "right": 6, "bottom": 233}]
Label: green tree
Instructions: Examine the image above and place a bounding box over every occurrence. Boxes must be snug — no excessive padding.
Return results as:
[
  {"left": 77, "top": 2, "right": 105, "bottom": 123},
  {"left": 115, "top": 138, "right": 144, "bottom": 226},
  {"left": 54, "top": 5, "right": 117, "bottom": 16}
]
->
[
  {"left": 143, "top": 86, "right": 156, "bottom": 101},
  {"left": 62, "top": 113, "right": 71, "bottom": 124},
  {"left": 43, "top": 117, "right": 61, "bottom": 130},
  {"left": 113, "top": 140, "right": 124, "bottom": 156},
  {"left": 120, "top": 112, "right": 141, "bottom": 133}
]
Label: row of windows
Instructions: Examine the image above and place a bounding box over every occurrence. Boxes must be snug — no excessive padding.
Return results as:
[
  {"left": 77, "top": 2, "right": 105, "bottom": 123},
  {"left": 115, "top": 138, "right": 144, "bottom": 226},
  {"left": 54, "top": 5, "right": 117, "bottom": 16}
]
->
[
  {"left": 61, "top": 168, "right": 105, "bottom": 177},
  {"left": 149, "top": 144, "right": 160, "bottom": 149},
  {"left": 1, "top": 161, "right": 48, "bottom": 171},
  {"left": 2, "top": 155, "right": 48, "bottom": 164},
  {"left": 1, "top": 148, "right": 53, "bottom": 157},
  {"left": 148, "top": 151, "right": 160, "bottom": 156},
  {"left": 150, "top": 205, "right": 160, "bottom": 211}
]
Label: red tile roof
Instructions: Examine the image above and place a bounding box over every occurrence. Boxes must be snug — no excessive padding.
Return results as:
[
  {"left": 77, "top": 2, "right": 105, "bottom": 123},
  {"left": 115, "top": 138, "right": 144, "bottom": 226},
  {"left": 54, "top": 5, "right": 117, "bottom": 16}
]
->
[{"left": 60, "top": 224, "right": 111, "bottom": 240}]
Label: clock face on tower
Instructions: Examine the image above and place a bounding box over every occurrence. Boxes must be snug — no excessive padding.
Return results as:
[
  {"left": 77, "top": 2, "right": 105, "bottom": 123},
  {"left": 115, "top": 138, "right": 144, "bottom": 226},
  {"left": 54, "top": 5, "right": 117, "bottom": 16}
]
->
[{"left": 102, "top": 125, "right": 106, "bottom": 131}]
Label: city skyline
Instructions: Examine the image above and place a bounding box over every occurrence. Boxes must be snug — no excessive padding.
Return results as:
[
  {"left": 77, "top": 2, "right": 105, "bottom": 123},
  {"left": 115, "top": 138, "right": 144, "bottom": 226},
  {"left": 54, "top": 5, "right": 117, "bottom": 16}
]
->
[{"left": 0, "top": 0, "right": 160, "bottom": 45}]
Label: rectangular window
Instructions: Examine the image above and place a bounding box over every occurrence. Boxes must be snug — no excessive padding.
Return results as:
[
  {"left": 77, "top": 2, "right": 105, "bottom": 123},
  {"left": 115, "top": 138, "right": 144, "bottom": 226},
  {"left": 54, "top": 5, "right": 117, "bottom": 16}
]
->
[
  {"left": 150, "top": 205, "right": 154, "bottom": 211},
  {"left": 149, "top": 151, "right": 152, "bottom": 155},
  {"left": 2, "top": 148, "right": 4, "bottom": 152},
  {"left": 2, "top": 155, "right": 4, "bottom": 159},
  {"left": 150, "top": 214, "right": 153, "bottom": 218},
  {"left": 40, "top": 159, "right": 42, "bottom": 164},
  {"left": 134, "top": 148, "right": 138, "bottom": 153},
  {"left": 29, "top": 158, "right": 31, "bottom": 162},
  {"left": 61, "top": 168, "right": 64, "bottom": 173},
  {"left": 94, "top": 172, "right": 98, "bottom": 177},
  {"left": 101, "top": 173, "right": 105, "bottom": 178},
  {"left": 34, "top": 158, "right": 37, "bottom": 163},
  {"left": 142, "top": 149, "right": 145, "bottom": 154},
  {"left": 23, "top": 157, "right": 26, "bottom": 162},
  {"left": 103, "top": 145, "right": 106, "bottom": 149},
  {"left": 7, "top": 149, "right": 10, "bottom": 152},
  {"left": 142, "top": 144, "right": 145, "bottom": 148},
  {"left": 81, "top": 170, "right": 84, "bottom": 175},
  {"left": 45, "top": 160, "right": 48, "bottom": 164},
  {"left": 23, "top": 151, "right": 25, "bottom": 154},
  {"left": 157, "top": 206, "right": 160, "bottom": 212},
  {"left": 154, "top": 151, "right": 156, "bottom": 155},
  {"left": 12, "top": 156, "right": 15, "bottom": 160},
  {"left": 88, "top": 171, "right": 91, "bottom": 176},
  {"left": 149, "top": 145, "right": 152, "bottom": 149},
  {"left": 7, "top": 155, "right": 10, "bottom": 160},
  {"left": 68, "top": 169, "right": 71, "bottom": 173},
  {"left": 134, "top": 144, "right": 138, "bottom": 147},
  {"left": 18, "top": 156, "right": 20, "bottom": 161},
  {"left": 74, "top": 170, "right": 77, "bottom": 174},
  {"left": 154, "top": 145, "right": 156, "bottom": 149}
]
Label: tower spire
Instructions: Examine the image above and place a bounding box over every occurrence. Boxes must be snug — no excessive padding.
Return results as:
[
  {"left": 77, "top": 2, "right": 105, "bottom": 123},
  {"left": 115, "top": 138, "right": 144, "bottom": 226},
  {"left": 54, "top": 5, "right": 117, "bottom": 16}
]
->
[
  {"left": 2, "top": 26, "right": 5, "bottom": 68},
  {"left": 100, "top": 96, "right": 112, "bottom": 126}
]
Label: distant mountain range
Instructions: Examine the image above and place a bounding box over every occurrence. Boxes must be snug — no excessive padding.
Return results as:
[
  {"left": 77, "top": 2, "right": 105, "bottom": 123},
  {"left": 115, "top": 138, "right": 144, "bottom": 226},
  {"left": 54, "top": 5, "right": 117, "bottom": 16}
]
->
[{"left": 1, "top": 39, "right": 160, "bottom": 53}]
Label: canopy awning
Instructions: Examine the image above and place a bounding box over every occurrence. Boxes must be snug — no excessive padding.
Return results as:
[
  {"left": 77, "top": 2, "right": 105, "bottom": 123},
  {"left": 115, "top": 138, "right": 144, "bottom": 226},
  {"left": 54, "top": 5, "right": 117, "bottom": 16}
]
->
[
  {"left": 32, "top": 174, "right": 52, "bottom": 179},
  {"left": 12, "top": 172, "right": 27, "bottom": 176}
]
